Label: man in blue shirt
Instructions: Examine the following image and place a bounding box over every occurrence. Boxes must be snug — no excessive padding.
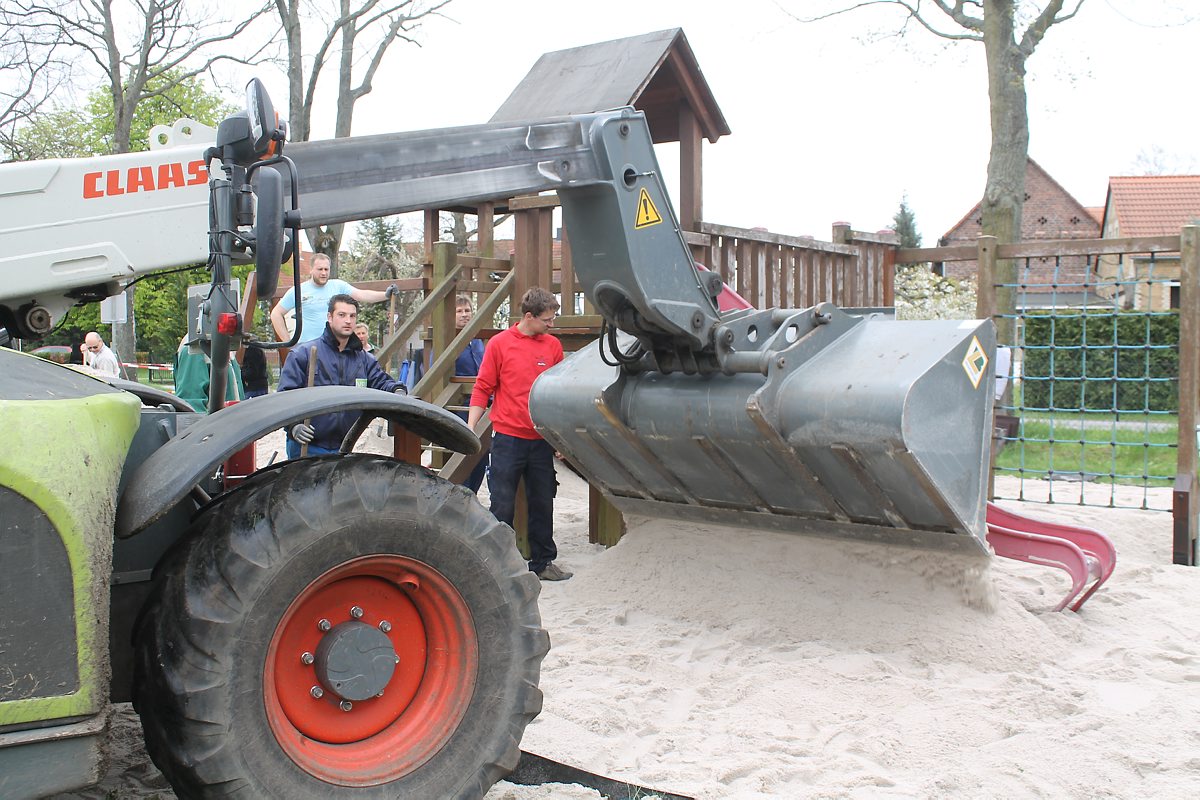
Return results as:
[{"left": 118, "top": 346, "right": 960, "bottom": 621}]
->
[{"left": 269, "top": 253, "right": 396, "bottom": 343}]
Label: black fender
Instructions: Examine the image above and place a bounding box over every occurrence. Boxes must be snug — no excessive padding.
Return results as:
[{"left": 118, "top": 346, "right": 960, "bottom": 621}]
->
[
  {"left": 115, "top": 386, "right": 479, "bottom": 539},
  {"left": 105, "top": 375, "right": 198, "bottom": 412}
]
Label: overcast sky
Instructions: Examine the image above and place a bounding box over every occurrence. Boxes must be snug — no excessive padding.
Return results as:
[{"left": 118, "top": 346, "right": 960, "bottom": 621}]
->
[{"left": 251, "top": 0, "right": 1198, "bottom": 246}]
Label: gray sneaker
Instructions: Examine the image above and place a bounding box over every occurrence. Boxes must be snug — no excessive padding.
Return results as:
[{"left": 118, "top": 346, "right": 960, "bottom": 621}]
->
[{"left": 536, "top": 562, "right": 573, "bottom": 581}]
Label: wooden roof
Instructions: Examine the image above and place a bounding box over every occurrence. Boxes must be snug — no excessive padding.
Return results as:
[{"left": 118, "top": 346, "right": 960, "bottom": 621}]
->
[{"left": 490, "top": 28, "right": 730, "bottom": 144}]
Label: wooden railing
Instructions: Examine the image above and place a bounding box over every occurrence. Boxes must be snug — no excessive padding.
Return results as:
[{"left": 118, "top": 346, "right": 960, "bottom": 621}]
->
[{"left": 687, "top": 222, "right": 896, "bottom": 310}]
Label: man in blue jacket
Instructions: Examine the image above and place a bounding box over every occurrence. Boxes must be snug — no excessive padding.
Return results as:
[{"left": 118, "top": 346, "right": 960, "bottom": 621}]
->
[{"left": 277, "top": 293, "right": 406, "bottom": 459}]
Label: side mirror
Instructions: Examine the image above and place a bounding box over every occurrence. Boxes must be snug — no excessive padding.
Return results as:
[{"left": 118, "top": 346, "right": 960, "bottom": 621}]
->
[
  {"left": 245, "top": 78, "right": 283, "bottom": 160},
  {"left": 252, "top": 167, "right": 284, "bottom": 299}
]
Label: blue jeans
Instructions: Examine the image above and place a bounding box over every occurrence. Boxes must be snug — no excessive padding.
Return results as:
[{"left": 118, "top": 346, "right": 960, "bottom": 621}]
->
[
  {"left": 488, "top": 433, "right": 557, "bottom": 573},
  {"left": 285, "top": 439, "right": 339, "bottom": 460}
]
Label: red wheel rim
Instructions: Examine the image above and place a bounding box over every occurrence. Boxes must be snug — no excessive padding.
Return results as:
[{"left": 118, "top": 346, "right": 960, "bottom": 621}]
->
[{"left": 264, "top": 555, "right": 478, "bottom": 786}]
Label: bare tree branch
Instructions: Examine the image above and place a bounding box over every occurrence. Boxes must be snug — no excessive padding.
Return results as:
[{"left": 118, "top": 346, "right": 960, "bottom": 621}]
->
[
  {"left": 7, "top": 0, "right": 278, "bottom": 153},
  {"left": 1019, "top": 0, "right": 1083, "bottom": 56},
  {"left": 795, "top": 0, "right": 1091, "bottom": 342},
  {"left": 273, "top": 0, "right": 453, "bottom": 266},
  {"left": 782, "top": 0, "right": 982, "bottom": 41}
]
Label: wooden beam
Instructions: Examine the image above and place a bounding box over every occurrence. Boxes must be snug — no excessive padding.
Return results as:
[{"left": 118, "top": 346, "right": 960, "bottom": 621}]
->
[
  {"left": 678, "top": 104, "right": 702, "bottom": 232},
  {"left": 508, "top": 193, "right": 561, "bottom": 210},
  {"left": 899, "top": 235, "right": 1183, "bottom": 264},
  {"left": 1174, "top": 225, "right": 1198, "bottom": 566}
]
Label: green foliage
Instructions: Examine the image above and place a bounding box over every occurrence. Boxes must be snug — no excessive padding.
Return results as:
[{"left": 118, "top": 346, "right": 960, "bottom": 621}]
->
[
  {"left": 37, "top": 263, "right": 255, "bottom": 363},
  {"left": 995, "top": 418, "right": 1178, "bottom": 487},
  {"left": 1021, "top": 311, "right": 1179, "bottom": 413},
  {"left": 343, "top": 217, "right": 423, "bottom": 342},
  {"left": 892, "top": 195, "right": 922, "bottom": 249},
  {"left": 10, "top": 71, "right": 233, "bottom": 159},
  {"left": 86, "top": 70, "right": 235, "bottom": 154},
  {"left": 5, "top": 109, "right": 101, "bottom": 160}
]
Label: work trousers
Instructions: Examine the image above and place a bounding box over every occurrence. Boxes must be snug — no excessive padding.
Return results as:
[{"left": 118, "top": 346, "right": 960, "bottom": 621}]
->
[{"left": 488, "top": 433, "right": 557, "bottom": 573}]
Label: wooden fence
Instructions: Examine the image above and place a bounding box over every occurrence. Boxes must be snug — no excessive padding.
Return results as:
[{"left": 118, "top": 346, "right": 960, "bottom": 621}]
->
[{"left": 686, "top": 222, "right": 895, "bottom": 310}]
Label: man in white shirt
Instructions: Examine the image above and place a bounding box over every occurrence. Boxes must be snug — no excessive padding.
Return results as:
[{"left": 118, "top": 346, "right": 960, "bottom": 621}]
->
[
  {"left": 269, "top": 253, "right": 396, "bottom": 343},
  {"left": 81, "top": 331, "right": 120, "bottom": 377}
]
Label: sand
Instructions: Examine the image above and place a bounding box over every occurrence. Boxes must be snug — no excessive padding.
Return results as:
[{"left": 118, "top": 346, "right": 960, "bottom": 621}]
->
[{"left": 52, "top": 428, "right": 1200, "bottom": 799}]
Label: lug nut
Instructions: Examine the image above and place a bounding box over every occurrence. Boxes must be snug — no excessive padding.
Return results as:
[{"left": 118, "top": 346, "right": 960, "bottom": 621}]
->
[
  {"left": 350, "top": 606, "right": 364, "bottom": 619},
  {"left": 339, "top": 700, "right": 353, "bottom": 712},
  {"left": 379, "top": 620, "right": 392, "bottom": 633},
  {"left": 310, "top": 686, "right": 324, "bottom": 699},
  {"left": 300, "top": 652, "right": 314, "bottom": 665},
  {"left": 375, "top": 690, "right": 385, "bottom": 698},
  {"left": 317, "top": 618, "right": 331, "bottom": 632}
]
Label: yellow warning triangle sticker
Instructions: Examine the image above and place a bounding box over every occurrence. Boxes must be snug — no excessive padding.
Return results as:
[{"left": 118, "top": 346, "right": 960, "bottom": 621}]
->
[
  {"left": 634, "top": 187, "right": 663, "bottom": 229},
  {"left": 962, "top": 336, "right": 988, "bottom": 389}
]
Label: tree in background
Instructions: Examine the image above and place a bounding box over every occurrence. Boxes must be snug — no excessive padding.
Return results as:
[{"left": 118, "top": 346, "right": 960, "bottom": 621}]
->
[
  {"left": 793, "top": 1, "right": 1086, "bottom": 341},
  {"left": 892, "top": 195, "right": 922, "bottom": 249},
  {"left": 342, "top": 217, "right": 422, "bottom": 344},
  {"left": 1130, "top": 144, "right": 1199, "bottom": 176},
  {"left": 273, "top": 0, "right": 452, "bottom": 272},
  {"left": 0, "top": 5, "right": 70, "bottom": 158}
]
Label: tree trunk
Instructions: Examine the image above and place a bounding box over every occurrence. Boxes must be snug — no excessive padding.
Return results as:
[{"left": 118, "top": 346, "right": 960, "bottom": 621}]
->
[
  {"left": 312, "top": 224, "right": 345, "bottom": 275},
  {"left": 980, "top": 0, "right": 1029, "bottom": 345}
]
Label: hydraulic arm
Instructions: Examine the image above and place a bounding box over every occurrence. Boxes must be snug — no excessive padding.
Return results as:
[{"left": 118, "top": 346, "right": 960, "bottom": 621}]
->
[{"left": 275, "top": 109, "right": 725, "bottom": 372}]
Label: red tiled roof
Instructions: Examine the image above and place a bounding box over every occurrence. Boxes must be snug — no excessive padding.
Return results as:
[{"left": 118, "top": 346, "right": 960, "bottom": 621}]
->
[
  {"left": 1104, "top": 175, "right": 1200, "bottom": 237},
  {"left": 1084, "top": 206, "right": 1104, "bottom": 225}
]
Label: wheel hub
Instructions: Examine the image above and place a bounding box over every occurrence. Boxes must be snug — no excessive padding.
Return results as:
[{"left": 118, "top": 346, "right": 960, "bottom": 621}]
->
[{"left": 314, "top": 620, "right": 397, "bottom": 701}]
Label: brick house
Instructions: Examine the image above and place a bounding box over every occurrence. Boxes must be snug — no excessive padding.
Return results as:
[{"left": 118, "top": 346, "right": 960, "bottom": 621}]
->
[
  {"left": 1095, "top": 174, "right": 1200, "bottom": 311},
  {"left": 937, "top": 158, "right": 1102, "bottom": 308}
]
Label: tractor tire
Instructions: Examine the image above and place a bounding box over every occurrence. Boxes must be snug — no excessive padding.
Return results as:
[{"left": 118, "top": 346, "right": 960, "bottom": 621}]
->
[{"left": 133, "top": 455, "right": 548, "bottom": 799}]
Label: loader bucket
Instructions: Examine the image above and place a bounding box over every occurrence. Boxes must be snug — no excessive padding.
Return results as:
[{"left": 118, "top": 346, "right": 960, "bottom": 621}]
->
[{"left": 530, "top": 306, "right": 997, "bottom": 555}]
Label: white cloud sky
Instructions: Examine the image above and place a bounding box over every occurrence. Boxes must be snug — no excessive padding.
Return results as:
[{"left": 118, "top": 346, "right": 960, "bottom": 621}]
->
[{"left": 250, "top": 0, "right": 1198, "bottom": 246}]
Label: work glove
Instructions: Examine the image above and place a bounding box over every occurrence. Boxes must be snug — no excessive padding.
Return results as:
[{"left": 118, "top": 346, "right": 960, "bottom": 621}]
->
[
  {"left": 393, "top": 385, "right": 408, "bottom": 396},
  {"left": 385, "top": 283, "right": 398, "bottom": 299},
  {"left": 291, "top": 422, "right": 315, "bottom": 445}
]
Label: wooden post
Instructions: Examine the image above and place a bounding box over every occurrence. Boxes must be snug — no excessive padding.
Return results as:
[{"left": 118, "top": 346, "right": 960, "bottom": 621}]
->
[
  {"left": 976, "top": 235, "right": 1001, "bottom": 499},
  {"left": 678, "top": 105, "right": 702, "bottom": 233},
  {"left": 881, "top": 245, "right": 896, "bottom": 309},
  {"left": 429, "top": 242, "right": 458, "bottom": 469},
  {"left": 477, "top": 202, "right": 494, "bottom": 258},
  {"left": 513, "top": 209, "right": 535, "bottom": 303},
  {"left": 1173, "top": 225, "right": 1199, "bottom": 566},
  {"left": 588, "top": 485, "right": 626, "bottom": 546},
  {"left": 975, "top": 235, "right": 999, "bottom": 325}
]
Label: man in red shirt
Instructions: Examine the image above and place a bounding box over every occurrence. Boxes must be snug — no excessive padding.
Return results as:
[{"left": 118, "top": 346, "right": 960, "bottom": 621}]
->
[{"left": 467, "top": 287, "right": 571, "bottom": 581}]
